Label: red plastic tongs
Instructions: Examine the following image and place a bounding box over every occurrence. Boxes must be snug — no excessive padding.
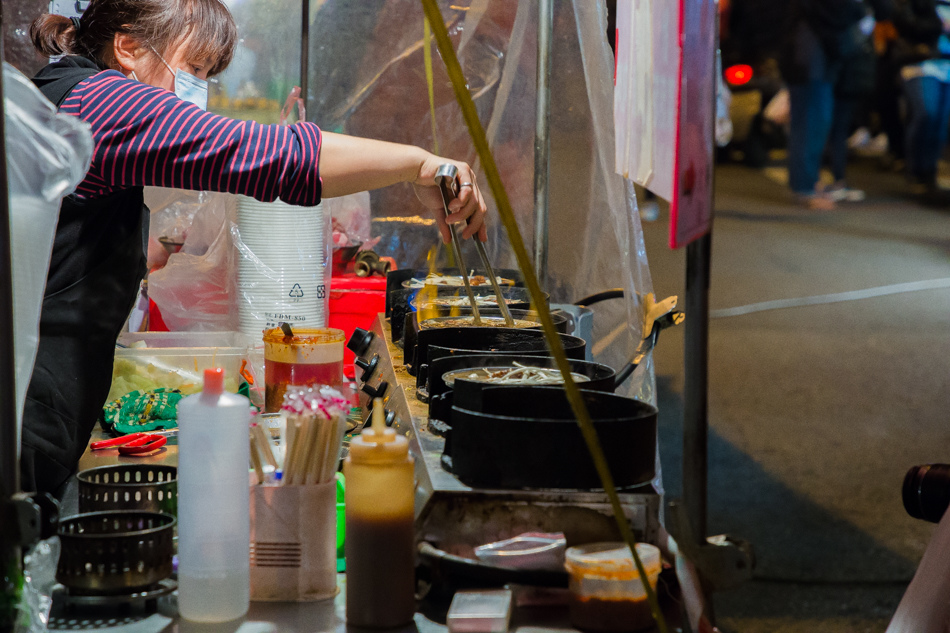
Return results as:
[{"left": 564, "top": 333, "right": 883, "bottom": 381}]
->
[{"left": 90, "top": 432, "right": 168, "bottom": 455}]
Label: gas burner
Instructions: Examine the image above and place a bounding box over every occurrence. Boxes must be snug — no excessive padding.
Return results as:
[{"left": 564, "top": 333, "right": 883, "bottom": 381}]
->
[{"left": 52, "top": 578, "right": 176, "bottom": 612}]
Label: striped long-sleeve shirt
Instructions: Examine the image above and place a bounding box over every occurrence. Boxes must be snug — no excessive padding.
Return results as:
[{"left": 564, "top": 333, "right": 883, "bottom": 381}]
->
[{"left": 60, "top": 70, "right": 322, "bottom": 205}]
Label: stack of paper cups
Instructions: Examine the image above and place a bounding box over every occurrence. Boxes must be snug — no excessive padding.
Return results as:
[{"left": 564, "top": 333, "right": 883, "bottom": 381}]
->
[{"left": 236, "top": 197, "right": 327, "bottom": 340}]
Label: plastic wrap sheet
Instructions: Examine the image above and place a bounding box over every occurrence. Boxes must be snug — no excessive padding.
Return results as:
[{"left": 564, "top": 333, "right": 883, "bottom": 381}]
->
[
  {"left": 210, "top": 0, "right": 304, "bottom": 124},
  {"left": 304, "top": 1, "right": 656, "bottom": 403},
  {"left": 4, "top": 61, "right": 92, "bottom": 454}
]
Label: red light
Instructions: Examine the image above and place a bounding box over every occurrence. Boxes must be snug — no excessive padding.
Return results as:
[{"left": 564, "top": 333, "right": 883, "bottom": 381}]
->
[{"left": 725, "top": 64, "right": 753, "bottom": 86}]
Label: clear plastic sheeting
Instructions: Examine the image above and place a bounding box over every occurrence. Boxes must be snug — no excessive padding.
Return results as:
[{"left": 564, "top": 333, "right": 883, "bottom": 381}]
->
[
  {"left": 4, "top": 61, "right": 93, "bottom": 455},
  {"left": 210, "top": 0, "right": 304, "bottom": 125},
  {"left": 304, "top": 1, "right": 656, "bottom": 402}
]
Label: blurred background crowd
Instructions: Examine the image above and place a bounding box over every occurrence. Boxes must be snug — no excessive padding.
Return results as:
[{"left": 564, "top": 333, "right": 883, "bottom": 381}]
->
[{"left": 718, "top": 0, "right": 950, "bottom": 210}]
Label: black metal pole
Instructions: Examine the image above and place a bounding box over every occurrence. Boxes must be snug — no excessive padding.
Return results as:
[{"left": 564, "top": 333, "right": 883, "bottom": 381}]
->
[
  {"left": 0, "top": 4, "right": 26, "bottom": 629},
  {"left": 683, "top": 231, "right": 711, "bottom": 545},
  {"left": 532, "top": 0, "right": 552, "bottom": 285},
  {"left": 300, "top": 0, "right": 310, "bottom": 120},
  {"left": 683, "top": 0, "right": 719, "bottom": 553}
]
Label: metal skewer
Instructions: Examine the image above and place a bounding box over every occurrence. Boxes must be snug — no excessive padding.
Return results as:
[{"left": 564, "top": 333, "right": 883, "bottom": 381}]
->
[{"left": 435, "top": 164, "right": 481, "bottom": 326}]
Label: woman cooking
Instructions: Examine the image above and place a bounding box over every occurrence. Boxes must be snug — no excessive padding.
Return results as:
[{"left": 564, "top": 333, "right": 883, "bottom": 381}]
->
[{"left": 23, "top": 0, "right": 488, "bottom": 497}]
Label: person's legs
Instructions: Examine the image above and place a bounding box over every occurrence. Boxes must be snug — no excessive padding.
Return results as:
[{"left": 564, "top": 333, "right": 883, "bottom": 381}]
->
[
  {"left": 903, "top": 75, "right": 941, "bottom": 185},
  {"left": 877, "top": 65, "right": 905, "bottom": 162},
  {"left": 829, "top": 97, "right": 857, "bottom": 183},
  {"left": 932, "top": 80, "right": 950, "bottom": 181},
  {"left": 788, "top": 81, "right": 835, "bottom": 196}
]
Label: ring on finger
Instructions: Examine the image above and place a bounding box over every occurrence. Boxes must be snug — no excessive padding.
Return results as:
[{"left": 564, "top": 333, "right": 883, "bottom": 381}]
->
[{"left": 458, "top": 182, "right": 473, "bottom": 187}]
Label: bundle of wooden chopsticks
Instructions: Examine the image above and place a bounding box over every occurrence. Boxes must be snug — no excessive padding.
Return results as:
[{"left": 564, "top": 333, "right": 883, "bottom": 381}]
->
[
  {"left": 249, "top": 421, "right": 279, "bottom": 484},
  {"left": 249, "top": 385, "right": 349, "bottom": 486}
]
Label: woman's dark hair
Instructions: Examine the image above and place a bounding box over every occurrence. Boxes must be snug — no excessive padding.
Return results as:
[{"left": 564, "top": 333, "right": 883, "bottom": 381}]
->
[{"left": 30, "top": 0, "right": 238, "bottom": 77}]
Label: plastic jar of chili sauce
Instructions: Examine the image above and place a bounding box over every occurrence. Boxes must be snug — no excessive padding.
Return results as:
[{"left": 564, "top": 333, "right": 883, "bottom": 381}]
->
[
  {"left": 262, "top": 328, "right": 345, "bottom": 412},
  {"left": 564, "top": 542, "right": 662, "bottom": 632}
]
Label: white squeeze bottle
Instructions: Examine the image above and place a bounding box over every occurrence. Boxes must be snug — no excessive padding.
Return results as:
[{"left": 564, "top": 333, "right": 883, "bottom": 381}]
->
[{"left": 176, "top": 367, "right": 251, "bottom": 622}]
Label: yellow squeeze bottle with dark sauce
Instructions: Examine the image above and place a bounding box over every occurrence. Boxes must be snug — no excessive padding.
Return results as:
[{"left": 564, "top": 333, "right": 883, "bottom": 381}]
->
[{"left": 344, "top": 399, "right": 416, "bottom": 628}]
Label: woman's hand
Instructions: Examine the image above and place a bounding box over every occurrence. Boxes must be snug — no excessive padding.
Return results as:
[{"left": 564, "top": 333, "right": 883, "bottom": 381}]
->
[
  {"left": 317, "top": 133, "right": 488, "bottom": 242},
  {"left": 413, "top": 155, "right": 488, "bottom": 243}
]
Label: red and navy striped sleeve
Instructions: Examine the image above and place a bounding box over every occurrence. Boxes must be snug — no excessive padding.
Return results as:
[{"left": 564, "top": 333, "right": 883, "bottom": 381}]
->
[{"left": 59, "top": 70, "right": 322, "bottom": 205}]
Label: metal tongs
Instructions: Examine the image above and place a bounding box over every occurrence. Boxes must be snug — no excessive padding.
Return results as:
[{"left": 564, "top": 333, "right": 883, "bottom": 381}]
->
[{"left": 434, "top": 164, "right": 515, "bottom": 327}]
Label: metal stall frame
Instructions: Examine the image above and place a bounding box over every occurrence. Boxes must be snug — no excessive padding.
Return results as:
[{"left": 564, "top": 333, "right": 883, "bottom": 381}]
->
[
  {"left": 0, "top": 16, "right": 60, "bottom": 631},
  {"left": 0, "top": 5, "right": 26, "bottom": 630},
  {"left": 533, "top": 0, "right": 552, "bottom": 286}
]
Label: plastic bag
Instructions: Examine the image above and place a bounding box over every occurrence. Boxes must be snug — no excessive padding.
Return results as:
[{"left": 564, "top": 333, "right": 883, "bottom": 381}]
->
[
  {"left": 144, "top": 187, "right": 205, "bottom": 270},
  {"left": 4, "top": 61, "right": 93, "bottom": 453},
  {"left": 146, "top": 192, "right": 241, "bottom": 332},
  {"left": 16, "top": 537, "right": 60, "bottom": 633},
  {"left": 324, "top": 191, "right": 378, "bottom": 249},
  {"left": 474, "top": 532, "right": 567, "bottom": 571}
]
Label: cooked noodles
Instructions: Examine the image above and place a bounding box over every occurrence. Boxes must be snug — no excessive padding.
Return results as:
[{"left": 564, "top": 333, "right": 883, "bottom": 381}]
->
[
  {"left": 420, "top": 317, "right": 535, "bottom": 329},
  {"left": 405, "top": 273, "right": 514, "bottom": 288},
  {"left": 444, "top": 363, "right": 591, "bottom": 385}
]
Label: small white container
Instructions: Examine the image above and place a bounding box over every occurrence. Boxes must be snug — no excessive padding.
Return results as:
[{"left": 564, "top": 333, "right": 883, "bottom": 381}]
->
[
  {"left": 564, "top": 542, "right": 661, "bottom": 632},
  {"left": 447, "top": 589, "right": 513, "bottom": 633}
]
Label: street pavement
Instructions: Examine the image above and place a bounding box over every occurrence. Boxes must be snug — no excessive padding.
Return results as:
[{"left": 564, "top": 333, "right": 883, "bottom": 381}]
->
[{"left": 642, "top": 158, "right": 950, "bottom": 633}]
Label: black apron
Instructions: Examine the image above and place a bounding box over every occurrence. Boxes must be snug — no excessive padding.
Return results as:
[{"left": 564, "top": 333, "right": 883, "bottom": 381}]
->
[{"left": 21, "top": 58, "right": 149, "bottom": 496}]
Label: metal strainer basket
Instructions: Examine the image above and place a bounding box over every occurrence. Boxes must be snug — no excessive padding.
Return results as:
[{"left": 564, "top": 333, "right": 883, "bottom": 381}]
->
[
  {"left": 57, "top": 511, "right": 176, "bottom": 593},
  {"left": 77, "top": 464, "right": 177, "bottom": 515}
]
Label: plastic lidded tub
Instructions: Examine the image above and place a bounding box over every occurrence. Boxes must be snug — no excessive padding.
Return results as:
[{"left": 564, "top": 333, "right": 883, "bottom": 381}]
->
[
  {"left": 564, "top": 542, "right": 662, "bottom": 632},
  {"left": 262, "top": 327, "right": 345, "bottom": 412}
]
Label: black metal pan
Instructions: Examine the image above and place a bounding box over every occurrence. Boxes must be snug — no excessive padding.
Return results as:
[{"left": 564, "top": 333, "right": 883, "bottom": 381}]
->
[
  {"left": 406, "top": 325, "right": 584, "bottom": 376},
  {"left": 402, "top": 308, "right": 568, "bottom": 364},
  {"left": 412, "top": 329, "right": 587, "bottom": 398},
  {"left": 386, "top": 267, "right": 529, "bottom": 343},
  {"left": 426, "top": 354, "right": 617, "bottom": 426},
  {"left": 444, "top": 386, "right": 657, "bottom": 490}
]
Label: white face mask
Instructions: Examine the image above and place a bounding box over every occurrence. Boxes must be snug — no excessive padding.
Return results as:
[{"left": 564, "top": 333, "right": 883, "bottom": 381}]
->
[{"left": 143, "top": 46, "right": 209, "bottom": 111}]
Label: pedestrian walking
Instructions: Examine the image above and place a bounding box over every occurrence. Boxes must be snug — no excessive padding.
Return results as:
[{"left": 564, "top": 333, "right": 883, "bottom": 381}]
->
[{"left": 892, "top": 0, "right": 950, "bottom": 195}]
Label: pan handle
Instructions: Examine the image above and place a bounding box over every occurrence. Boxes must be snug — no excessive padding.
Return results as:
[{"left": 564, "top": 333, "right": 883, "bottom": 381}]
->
[
  {"left": 571, "top": 289, "right": 684, "bottom": 389},
  {"left": 571, "top": 288, "right": 637, "bottom": 385},
  {"left": 574, "top": 288, "right": 624, "bottom": 307},
  {"left": 613, "top": 310, "right": 684, "bottom": 389},
  {"left": 614, "top": 357, "right": 639, "bottom": 388}
]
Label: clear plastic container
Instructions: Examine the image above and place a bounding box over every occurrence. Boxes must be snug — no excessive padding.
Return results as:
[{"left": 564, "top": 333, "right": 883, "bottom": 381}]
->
[
  {"left": 564, "top": 542, "right": 662, "bottom": 632},
  {"left": 447, "top": 589, "right": 513, "bottom": 633},
  {"left": 262, "top": 327, "right": 345, "bottom": 412},
  {"left": 176, "top": 368, "right": 251, "bottom": 622},
  {"left": 109, "top": 331, "right": 250, "bottom": 403}
]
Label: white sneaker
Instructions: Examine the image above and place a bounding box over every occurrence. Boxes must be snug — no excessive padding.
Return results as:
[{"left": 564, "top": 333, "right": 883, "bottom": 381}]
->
[
  {"left": 826, "top": 183, "right": 866, "bottom": 202},
  {"left": 847, "top": 127, "right": 872, "bottom": 150},
  {"left": 867, "top": 133, "right": 889, "bottom": 155}
]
